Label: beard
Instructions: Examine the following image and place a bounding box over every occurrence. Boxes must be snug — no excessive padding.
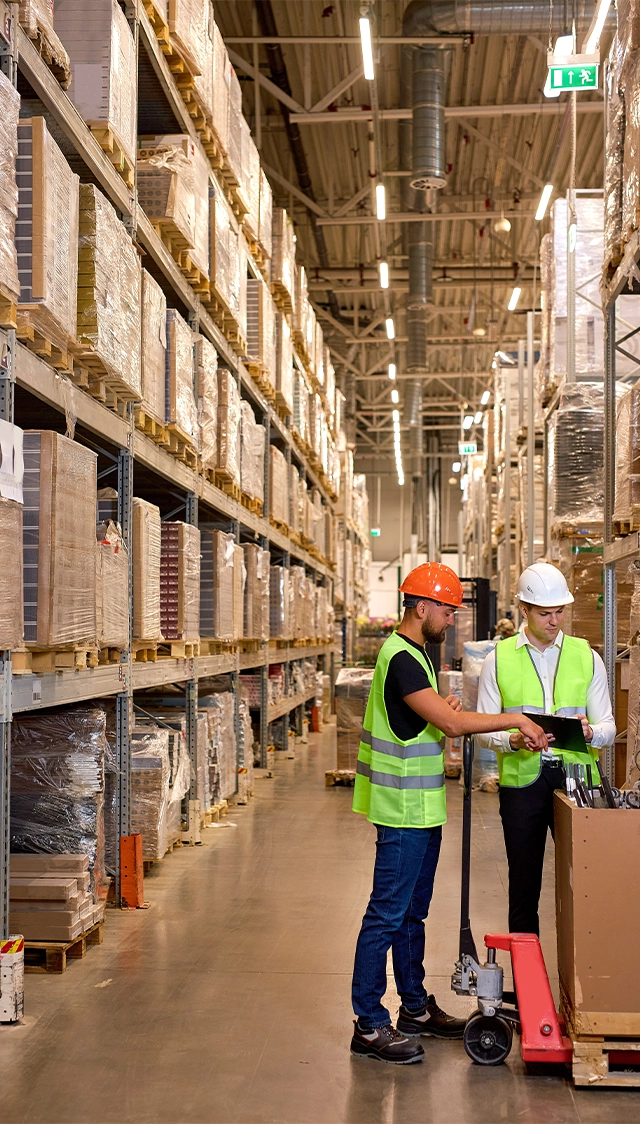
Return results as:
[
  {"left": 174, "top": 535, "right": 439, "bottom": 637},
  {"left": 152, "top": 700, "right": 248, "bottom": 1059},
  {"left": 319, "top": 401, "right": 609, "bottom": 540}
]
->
[{"left": 421, "top": 618, "right": 448, "bottom": 644}]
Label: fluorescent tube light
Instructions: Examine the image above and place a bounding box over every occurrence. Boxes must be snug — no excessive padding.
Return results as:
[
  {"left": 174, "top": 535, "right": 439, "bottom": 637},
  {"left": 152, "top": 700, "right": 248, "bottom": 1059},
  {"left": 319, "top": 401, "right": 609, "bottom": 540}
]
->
[
  {"left": 392, "top": 409, "right": 400, "bottom": 423},
  {"left": 391, "top": 388, "right": 399, "bottom": 404},
  {"left": 535, "top": 184, "right": 554, "bottom": 221},
  {"left": 376, "top": 182, "right": 386, "bottom": 220},
  {"left": 388, "top": 363, "right": 396, "bottom": 380},
  {"left": 584, "top": 0, "right": 612, "bottom": 53},
  {"left": 379, "top": 261, "right": 389, "bottom": 288},
  {"left": 359, "top": 16, "right": 375, "bottom": 80},
  {"left": 386, "top": 317, "right": 395, "bottom": 339},
  {"left": 480, "top": 390, "right": 491, "bottom": 405},
  {"left": 452, "top": 461, "right": 461, "bottom": 472},
  {"left": 462, "top": 415, "right": 474, "bottom": 430},
  {"left": 474, "top": 411, "right": 483, "bottom": 424},
  {"left": 508, "top": 286, "right": 521, "bottom": 312}
]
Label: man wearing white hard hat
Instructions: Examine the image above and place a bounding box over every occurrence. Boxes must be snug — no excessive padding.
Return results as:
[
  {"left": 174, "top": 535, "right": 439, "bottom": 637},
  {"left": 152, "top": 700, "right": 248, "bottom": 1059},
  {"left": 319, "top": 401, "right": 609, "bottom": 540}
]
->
[{"left": 476, "top": 562, "right": 615, "bottom": 935}]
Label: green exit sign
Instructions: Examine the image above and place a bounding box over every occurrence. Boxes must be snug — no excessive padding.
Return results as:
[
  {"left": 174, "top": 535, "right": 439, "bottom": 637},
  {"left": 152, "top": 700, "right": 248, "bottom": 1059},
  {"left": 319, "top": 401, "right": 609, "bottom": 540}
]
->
[
  {"left": 370, "top": 528, "right": 381, "bottom": 537},
  {"left": 548, "top": 62, "right": 598, "bottom": 91},
  {"left": 458, "top": 442, "right": 477, "bottom": 455}
]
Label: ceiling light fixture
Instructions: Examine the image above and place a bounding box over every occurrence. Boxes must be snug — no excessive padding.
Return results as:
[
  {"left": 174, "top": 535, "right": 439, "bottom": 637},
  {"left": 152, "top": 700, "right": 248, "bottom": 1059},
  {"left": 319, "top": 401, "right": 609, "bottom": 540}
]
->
[
  {"left": 392, "top": 408, "right": 404, "bottom": 486},
  {"left": 359, "top": 15, "right": 375, "bottom": 80},
  {"left": 452, "top": 461, "right": 461, "bottom": 473},
  {"left": 480, "top": 390, "right": 491, "bottom": 405},
  {"left": 462, "top": 414, "right": 474, "bottom": 430},
  {"left": 386, "top": 317, "right": 395, "bottom": 339},
  {"left": 379, "top": 261, "right": 389, "bottom": 288},
  {"left": 474, "top": 411, "right": 483, "bottom": 424},
  {"left": 508, "top": 286, "right": 521, "bottom": 312},
  {"left": 376, "top": 182, "right": 386, "bottom": 220},
  {"left": 388, "top": 362, "right": 396, "bottom": 380},
  {"left": 584, "top": 0, "right": 612, "bottom": 54},
  {"left": 472, "top": 326, "right": 486, "bottom": 337},
  {"left": 391, "top": 388, "right": 399, "bottom": 404},
  {"left": 535, "top": 184, "right": 554, "bottom": 222}
]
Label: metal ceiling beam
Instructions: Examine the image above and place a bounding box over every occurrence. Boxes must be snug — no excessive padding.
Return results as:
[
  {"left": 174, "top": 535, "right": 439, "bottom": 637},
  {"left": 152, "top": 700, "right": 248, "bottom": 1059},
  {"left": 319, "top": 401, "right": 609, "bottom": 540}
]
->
[
  {"left": 315, "top": 209, "right": 535, "bottom": 226},
  {"left": 289, "top": 102, "right": 603, "bottom": 124},
  {"left": 261, "top": 162, "right": 327, "bottom": 216},
  {"left": 224, "top": 36, "right": 465, "bottom": 45},
  {"left": 355, "top": 371, "right": 493, "bottom": 380},
  {"left": 456, "top": 117, "right": 544, "bottom": 188},
  {"left": 310, "top": 64, "right": 364, "bottom": 114},
  {"left": 226, "top": 47, "right": 305, "bottom": 114},
  {"left": 333, "top": 183, "right": 371, "bottom": 217}
]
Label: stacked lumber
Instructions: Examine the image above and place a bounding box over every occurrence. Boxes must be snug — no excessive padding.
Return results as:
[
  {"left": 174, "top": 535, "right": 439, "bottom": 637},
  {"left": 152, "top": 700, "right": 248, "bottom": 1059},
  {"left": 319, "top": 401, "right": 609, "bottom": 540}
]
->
[{"left": 9, "top": 854, "right": 105, "bottom": 942}]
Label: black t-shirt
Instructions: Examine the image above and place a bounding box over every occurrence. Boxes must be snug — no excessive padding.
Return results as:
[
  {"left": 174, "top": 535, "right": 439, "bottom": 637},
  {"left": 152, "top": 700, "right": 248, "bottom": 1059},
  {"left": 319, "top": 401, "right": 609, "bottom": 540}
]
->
[{"left": 383, "top": 636, "right": 436, "bottom": 741}]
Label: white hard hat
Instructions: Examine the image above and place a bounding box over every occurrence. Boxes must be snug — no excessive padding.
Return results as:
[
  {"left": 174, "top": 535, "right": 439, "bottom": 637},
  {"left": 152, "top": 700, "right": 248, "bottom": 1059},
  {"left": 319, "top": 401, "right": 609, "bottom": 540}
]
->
[{"left": 515, "top": 562, "right": 574, "bottom": 607}]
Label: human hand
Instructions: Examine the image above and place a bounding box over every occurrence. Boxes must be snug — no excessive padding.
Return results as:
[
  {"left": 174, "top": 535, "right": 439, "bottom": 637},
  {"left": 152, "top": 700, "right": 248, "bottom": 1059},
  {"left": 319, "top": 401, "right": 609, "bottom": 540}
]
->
[
  {"left": 575, "top": 714, "right": 593, "bottom": 743},
  {"left": 515, "top": 716, "right": 549, "bottom": 753},
  {"left": 444, "top": 694, "right": 462, "bottom": 712}
]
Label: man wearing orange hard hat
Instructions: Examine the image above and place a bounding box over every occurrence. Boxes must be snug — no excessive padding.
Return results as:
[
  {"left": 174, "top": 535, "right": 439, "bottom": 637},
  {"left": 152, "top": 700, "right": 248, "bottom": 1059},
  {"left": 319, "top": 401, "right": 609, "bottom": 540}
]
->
[{"left": 350, "top": 562, "right": 548, "bottom": 1066}]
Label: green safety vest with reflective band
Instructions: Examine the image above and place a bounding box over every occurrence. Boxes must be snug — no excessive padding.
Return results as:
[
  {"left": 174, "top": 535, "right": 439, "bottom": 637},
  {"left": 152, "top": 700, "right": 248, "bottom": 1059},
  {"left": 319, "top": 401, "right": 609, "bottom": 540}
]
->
[
  {"left": 495, "top": 633, "right": 600, "bottom": 787},
  {"left": 352, "top": 631, "right": 447, "bottom": 828}
]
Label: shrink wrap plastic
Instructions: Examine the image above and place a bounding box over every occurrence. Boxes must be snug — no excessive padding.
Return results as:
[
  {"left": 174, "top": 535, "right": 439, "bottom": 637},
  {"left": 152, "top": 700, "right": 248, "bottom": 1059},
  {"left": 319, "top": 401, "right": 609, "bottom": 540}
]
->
[
  {"left": 200, "top": 529, "right": 235, "bottom": 639},
  {"left": 130, "top": 727, "right": 171, "bottom": 861},
  {"left": 54, "top": 0, "right": 136, "bottom": 166},
  {"left": 138, "top": 134, "right": 209, "bottom": 278},
  {"left": 269, "top": 446, "right": 289, "bottom": 526},
  {"left": 493, "top": 367, "right": 519, "bottom": 462},
  {"left": 517, "top": 447, "right": 545, "bottom": 572},
  {"left": 271, "top": 208, "right": 295, "bottom": 310},
  {"left": 314, "top": 322, "right": 325, "bottom": 387},
  {"left": 0, "top": 70, "right": 20, "bottom": 302},
  {"left": 353, "top": 474, "right": 369, "bottom": 540},
  {"left": 270, "top": 566, "right": 290, "bottom": 638},
  {"left": 288, "top": 466, "right": 300, "bottom": 534},
  {"left": 604, "top": 33, "right": 625, "bottom": 270},
  {"left": 0, "top": 497, "right": 24, "bottom": 650},
  {"left": 237, "top": 695, "right": 254, "bottom": 802},
  {"left": 23, "top": 432, "right": 97, "bottom": 647},
  {"left": 551, "top": 197, "right": 604, "bottom": 381},
  {"left": 11, "top": 705, "right": 107, "bottom": 901},
  {"left": 337, "top": 449, "right": 354, "bottom": 520},
  {"left": 246, "top": 278, "right": 277, "bottom": 392},
  {"left": 96, "top": 520, "right": 128, "bottom": 649},
  {"left": 258, "top": 168, "right": 273, "bottom": 261},
  {"left": 289, "top": 566, "right": 314, "bottom": 639},
  {"left": 438, "top": 670, "right": 463, "bottom": 777},
  {"left": 233, "top": 543, "right": 245, "bottom": 641},
  {"left": 240, "top": 400, "right": 265, "bottom": 503},
  {"left": 132, "top": 498, "right": 162, "bottom": 641},
  {"left": 210, "top": 19, "right": 229, "bottom": 154},
  {"left": 622, "top": 45, "right": 640, "bottom": 248},
  {"left": 243, "top": 544, "right": 270, "bottom": 640},
  {"left": 547, "top": 384, "right": 607, "bottom": 528},
  {"left": 166, "top": 309, "right": 198, "bottom": 444},
  {"left": 336, "top": 667, "right": 373, "bottom": 771},
  {"left": 192, "top": 1, "right": 214, "bottom": 121},
  {"left": 276, "top": 313, "right": 293, "bottom": 414},
  {"left": 20, "top": 2, "right": 71, "bottom": 87},
  {"left": 309, "top": 394, "right": 322, "bottom": 459},
  {"left": 614, "top": 386, "right": 640, "bottom": 523},
  {"left": 555, "top": 537, "right": 633, "bottom": 648},
  {"left": 293, "top": 371, "right": 310, "bottom": 445},
  {"left": 293, "top": 264, "right": 310, "bottom": 353},
  {"left": 315, "top": 585, "right": 329, "bottom": 639},
  {"left": 463, "top": 640, "right": 498, "bottom": 778},
  {"left": 335, "top": 389, "right": 345, "bottom": 438},
  {"left": 160, "top": 522, "right": 200, "bottom": 641},
  {"left": 325, "top": 353, "right": 336, "bottom": 427},
  {"left": 217, "top": 368, "right": 241, "bottom": 484},
  {"left": 244, "top": 128, "right": 261, "bottom": 244},
  {"left": 168, "top": 0, "right": 207, "bottom": 75},
  {"left": 77, "top": 184, "right": 142, "bottom": 397},
  {"left": 141, "top": 270, "right": 167, "bottom": 425},
  {"left": 537, "top": 234, "right": 555, "bottom": 403},
  {"left": 196, "top": 334, "right": 217, "bottom": 471},
  {"left": 16, "top": 118, "right": 79, "bottom": 351},
  {"left": 200, "top": 691, "right": 236, "bottom": 801},
  {"left": 226, "top": 66, "right": 244, "bottom": 192}
]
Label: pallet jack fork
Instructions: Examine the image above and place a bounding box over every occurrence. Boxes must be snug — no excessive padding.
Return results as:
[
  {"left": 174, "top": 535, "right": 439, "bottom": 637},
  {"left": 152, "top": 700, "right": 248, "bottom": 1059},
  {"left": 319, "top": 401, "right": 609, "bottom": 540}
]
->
[{"left": 451, "top": 736, "right": 572, "bottom": 1067}]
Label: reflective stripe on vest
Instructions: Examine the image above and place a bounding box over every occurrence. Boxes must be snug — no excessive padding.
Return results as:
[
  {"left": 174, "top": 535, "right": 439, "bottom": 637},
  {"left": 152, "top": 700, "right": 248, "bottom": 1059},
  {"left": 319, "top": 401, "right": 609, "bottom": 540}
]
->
[
  {"left": 352, "top": 630, "right": 447, "bottom": 828},
  {"left": 495, "top": 633, "right": 599, "bottom": 788}
]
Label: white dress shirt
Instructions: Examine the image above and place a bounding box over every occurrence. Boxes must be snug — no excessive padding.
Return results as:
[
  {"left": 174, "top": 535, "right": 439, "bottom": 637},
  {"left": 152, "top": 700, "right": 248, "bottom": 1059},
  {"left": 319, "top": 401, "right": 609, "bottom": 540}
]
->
[{"left": 475, "top": 625, "right": 616, "bottom": 757}]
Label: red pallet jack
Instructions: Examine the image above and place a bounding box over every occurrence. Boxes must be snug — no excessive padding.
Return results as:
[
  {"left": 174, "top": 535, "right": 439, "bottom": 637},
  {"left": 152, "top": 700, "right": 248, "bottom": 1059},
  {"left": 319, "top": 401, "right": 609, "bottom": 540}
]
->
[{"left": 451, "top": 736, "right": 572, "bottom": 1067}]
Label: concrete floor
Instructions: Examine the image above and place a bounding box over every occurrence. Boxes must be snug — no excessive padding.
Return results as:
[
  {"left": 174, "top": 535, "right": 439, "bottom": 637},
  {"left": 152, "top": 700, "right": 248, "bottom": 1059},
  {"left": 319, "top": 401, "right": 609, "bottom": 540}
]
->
[{"left": 0, "top": 723, "right": 638, "bottom": 1124}]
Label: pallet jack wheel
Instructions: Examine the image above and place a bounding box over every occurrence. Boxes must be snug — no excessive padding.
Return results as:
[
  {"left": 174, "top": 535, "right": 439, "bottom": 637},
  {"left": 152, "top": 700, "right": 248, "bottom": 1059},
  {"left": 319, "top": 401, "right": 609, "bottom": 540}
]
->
[{"left": 463, "top": 1013, "right": 513, "bottom": 1066}]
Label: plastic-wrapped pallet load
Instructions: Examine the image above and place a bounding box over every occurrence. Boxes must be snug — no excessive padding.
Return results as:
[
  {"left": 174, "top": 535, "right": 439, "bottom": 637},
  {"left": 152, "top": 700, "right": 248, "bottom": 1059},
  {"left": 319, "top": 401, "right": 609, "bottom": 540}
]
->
[
  {"left": 335, "top": 667, "right": 374, "bottom": 771},
  {"left": 11, "top": 704, "right": 108, "bottom": 905},
  {"left": 130, "top": 727, "right": 171, "bottom": 861},
  {"left": 288, "top": 465, "right": 300, "bottom": 535},
  {"left": 314, "top": 322, "right": 325, "bottom": 388},
  {"left": 210, "top": 18, "right": 229, "bottom": 157},
  {"left": 209, "top": 187, "right": 239, "bottom": 315},
  {"left": 192, "top": 0, "right": 214, "bottom": 124},
  {"left": 438, "top": 669, "right": 463, "bottom": 776},
  {"left": 550, "top": 196, "right": 605, "bottom": 383},
  {"left": 226, "top": 66, "right": 249, "bottom": 213},
  {"left": 237, "top": 694, "right": 254, "bottom": 803},
  {"left": 246, "top": 277, "right": 277, "bottom": 396},
  {"left": 243, "top": 544, "right": 270, "bottom": 640},
  {"left": 77, "top": 184, "right": 142, "bottom": 398},
  {"left": 140, "top": 270, "right": 167, "bottom": 426},
  {"left": 270, "top": 565, "right": 290, "bottom": 638},
  {"left": 0, "top": 493, "right": 24, "bottom": 650},
  {"left": 275, "top": 312, "right": 293, "bottom": 416},
  {"left": 462, "top": 640, "right": 498, "bottom": 781},
  {"left": 555, "top": 538, "right": 633, "bottom": 648},
  {"left": 271, "top": 207, "right": 295, "bottom": 311},
  {"left": 200, "top": 529, "right": 235, "bottom": 640},
  {"left": 160, "top": 522, "right": 200, "bottom": 642},
  {"left": 604, "top": 32, "right": 625, "bottom": 274},
  {"left": 166, "top": 309, "right": 198, "bottom": 445},
  {"left": 547, "top": 384, "right": 606, "bottom": 535},
  {"left": 258, "top": 168, "right": 273, "bottom": 263},
  {"left": 138, "top": 134, "right": 210, "bottom": 280},
  {"left": 232, "top": 543, "right": 245, "bottom": 641},
  {"left": 168, "top": 0, "right": 207, "bottom": 75},
  {"left": 9, "top": 852, "right": 104, "bottom": 942},
  {"left": 217, "top": 367, "right": 241, "bottom": 485},
  {"left": 20, "top": 2, "right": 71, "bottom": 87},
  {"left": 243, "top": 127, "right": 261, "bottom": 246},
  {"left": 240, "top": 400, "right": 265, "bottom": 504},
  {"left": 269, "top": 446, "right": 289, "bottom": 527},
  {"left": 614, "top": 386, "right": 640, "bottom": 525},
  {"left": 0, "top": 69, "right": 20, "bottom": 305},
  {"left": 22, "top": 432, "right": 97, "bottom": 648},
  {"left": 54, "top": 0, "right": 137, "bottom": 173},
  {"left": 196, "top": 334, "right": 217, "bottom": 474},
  {"left": 15, "top": 117, "right": 79, "bottom": 355},
  {"left": 293, "top": 263, "right": 309, "bottom": 359},
  {"left": 95, "top": 521, "right": 128, "bottom": 650},
  {"left": 132, "top": 498, "right": 162, "bottom": 642},
  {"left": 200, "top": 690, "right": 236, "bottom": 801}
]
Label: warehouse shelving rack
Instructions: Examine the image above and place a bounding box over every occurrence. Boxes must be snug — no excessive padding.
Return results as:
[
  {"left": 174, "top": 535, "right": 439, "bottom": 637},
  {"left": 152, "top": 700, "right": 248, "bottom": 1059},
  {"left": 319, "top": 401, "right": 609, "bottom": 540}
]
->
[{"left": 0, "top": 3, "right": 338, "bottom": 932}]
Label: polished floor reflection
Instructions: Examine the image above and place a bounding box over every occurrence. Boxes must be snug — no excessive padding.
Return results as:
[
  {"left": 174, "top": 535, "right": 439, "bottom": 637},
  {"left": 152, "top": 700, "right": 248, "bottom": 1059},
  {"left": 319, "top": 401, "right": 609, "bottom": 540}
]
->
[{"left": 0, "top": 722, "right": 637, "bottom": 1123}]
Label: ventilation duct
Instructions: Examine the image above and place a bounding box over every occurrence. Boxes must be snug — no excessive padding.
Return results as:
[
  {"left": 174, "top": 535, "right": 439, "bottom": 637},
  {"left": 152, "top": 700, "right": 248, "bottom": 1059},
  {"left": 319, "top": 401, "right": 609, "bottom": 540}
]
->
[{"left": 411, "top": 47, "right": 446, "bottom": 190}]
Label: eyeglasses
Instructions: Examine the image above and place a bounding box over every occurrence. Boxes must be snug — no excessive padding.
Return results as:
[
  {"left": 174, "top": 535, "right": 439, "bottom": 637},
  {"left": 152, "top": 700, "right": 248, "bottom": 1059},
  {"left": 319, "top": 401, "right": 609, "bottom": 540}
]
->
[{"left": 418, "top": 597, "right": 458, "bottom": 614}]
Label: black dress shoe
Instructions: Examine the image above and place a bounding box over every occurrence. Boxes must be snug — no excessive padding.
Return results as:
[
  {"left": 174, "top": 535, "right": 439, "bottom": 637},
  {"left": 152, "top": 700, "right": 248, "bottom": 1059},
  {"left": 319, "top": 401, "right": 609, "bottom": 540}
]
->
[
  {"left": 350, "top": 1021, "right": 425, "bottom": 1064},
  {"left": 397, "top": 995, "right": 467, "bottom": 1039}
]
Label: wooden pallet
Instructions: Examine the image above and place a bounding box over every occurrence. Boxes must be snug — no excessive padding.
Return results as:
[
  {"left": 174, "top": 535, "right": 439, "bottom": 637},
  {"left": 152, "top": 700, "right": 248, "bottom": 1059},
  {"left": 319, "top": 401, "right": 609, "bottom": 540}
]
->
[
  {"left": 71, "top": 343, "right": 141, "bottom": 405},
  {"left": 270, "top": 516, "right": 290, "bottom": 536},
  {"left": 132, "top": 640, "right": 159, "bottom": 663},
  {"left": 0, "top": 286, "right": 17, "bottom": 331},
  {"left": 98, "top": 647, "right": 125, "bottom": 666},
  {"left": 16, "top": 322, "right": 74, "bottom": 372},
  {"left": 89, "top": 126, "right": 134, "bottom": 189},
  {"left": 571, "top": 1038, "right": 640, "bottom": 1087},
  {"left": 20, "top": 21, "right": 71, "bottom": 89},
  {"left": 613, "top": 514, "right": 640, "bottom": 537},
  {"left": 199, "top": 639, "right": 237, "bottom": 656},
  {"left": 551, "top": 520, "right": 605, "bottom": 539},
  {"left": 12, "top": 646, "right": 100, "bottom": 674},
  {"left": 325, "top": 769, "right": 356, "bottom": 787},
  {"left": 275, "top": 393, "right": 293, "bottom": 420},
  {"left": 271, "top": 280, "right": 294, "bottom": 315},
  {"left": 239, "top": 638, "right": 264, "bottom": 652},
  {"left": 240, "top": 491, "right": 263, "bottom": 517},
  {"left": 157, "top": 639, "right": 200, "bottom": 659},
  {"left": 165, "top": 424, "right": 198, "bottom": 469},
  {"left": 213, "top": 471, "right": 241, "bottom": 501},
  {"left": 24, "top": 921, "right": 104, "bottom": 975},
  {"left": 246, "top": 362, "right": 276, "bottom": 403},
  {"left": 134, "top": 405, "right": 168, "bottom": 445},
  {"left": 143, "top": 832, "right": 183, "bottom": 871},
  {"left": 153, "top": 221, "right": 210, "bottom": 298},
  {"left": 142, "top": 0, "right": 170, "bottom": 49}
]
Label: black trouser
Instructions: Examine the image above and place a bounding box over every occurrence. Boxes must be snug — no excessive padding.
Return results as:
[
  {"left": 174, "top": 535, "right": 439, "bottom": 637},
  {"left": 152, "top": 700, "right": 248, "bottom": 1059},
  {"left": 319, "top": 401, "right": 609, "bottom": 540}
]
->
[{"left": 498, "top": 764, "right": 565, "bottom": 936}]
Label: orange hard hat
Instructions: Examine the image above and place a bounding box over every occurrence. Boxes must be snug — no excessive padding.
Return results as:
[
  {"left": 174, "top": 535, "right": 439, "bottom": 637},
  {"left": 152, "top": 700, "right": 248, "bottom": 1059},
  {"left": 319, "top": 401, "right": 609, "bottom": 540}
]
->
[{"left": 399, "top": 563, "right": 465, "bottom": 608}]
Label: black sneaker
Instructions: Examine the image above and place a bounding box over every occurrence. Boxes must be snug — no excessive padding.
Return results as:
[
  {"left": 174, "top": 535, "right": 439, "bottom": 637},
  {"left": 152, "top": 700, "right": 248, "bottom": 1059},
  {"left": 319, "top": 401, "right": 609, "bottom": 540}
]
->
[
  {"left": 350, "top": 1021, "right": 425, "bottom": 1064},
  {"left": 397, "top": 995, "right": 467, "bottom": 1039}
]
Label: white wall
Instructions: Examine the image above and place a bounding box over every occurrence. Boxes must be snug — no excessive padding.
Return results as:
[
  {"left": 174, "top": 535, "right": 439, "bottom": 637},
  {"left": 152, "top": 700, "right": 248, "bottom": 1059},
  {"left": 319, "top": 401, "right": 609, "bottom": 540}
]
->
[{"left": 369, "top": 561, "right": 401, "bottom": 619}]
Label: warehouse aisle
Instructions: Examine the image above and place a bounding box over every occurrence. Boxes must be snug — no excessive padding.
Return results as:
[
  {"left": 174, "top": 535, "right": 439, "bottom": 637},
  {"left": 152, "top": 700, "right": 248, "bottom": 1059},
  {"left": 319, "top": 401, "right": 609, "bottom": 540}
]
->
[{"left": 0, "top": 724, "right": 638, "bottom": 1124}]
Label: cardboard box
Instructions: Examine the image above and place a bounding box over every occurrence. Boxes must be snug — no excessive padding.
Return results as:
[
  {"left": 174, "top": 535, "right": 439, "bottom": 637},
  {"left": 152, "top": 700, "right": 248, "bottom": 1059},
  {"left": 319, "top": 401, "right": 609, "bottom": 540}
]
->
[
  {"left": 200, "top": 529, "right": 234, "bottom": 639},
  {"left": 166, "top": 309, "right": 198, "bottom": 443},
  {"left": 555, "top": 790, "right": 640, "bottom": 1035},
  {"left": 8, "top": 914, "right": 84, "bottom": 942},
  {"left": 0, "top": 495, "right": 24, "bottom": 650},
  {"left": 196, "top": 334, "right": 217, "bottom": 472},
  {"left": 141, "top": 270, "right": 166, "bottom": 425},
  {"left": 9, "top": 877, "right": 78, "bottom": 901},
  {"left": 160, "top": 522, "right": 200, "bottom": 641},
  {"left": 132, "top": 498, "right": 162, "bottom": 641},
  {"left": 96, "top": 520, "right": 128, "bottom": 649},
  {"left": 10, "top": 853, "right": 89, "bottom": 875},
  {"left": 22, "top": 431, "right": 97, "bottom": 647}
]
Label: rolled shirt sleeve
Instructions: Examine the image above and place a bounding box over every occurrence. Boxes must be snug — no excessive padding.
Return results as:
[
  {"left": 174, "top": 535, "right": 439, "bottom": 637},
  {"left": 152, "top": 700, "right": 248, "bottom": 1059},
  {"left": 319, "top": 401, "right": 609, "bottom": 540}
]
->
[
  {"left": 475, "top": 647, "right": 514, "bottom": 753},
  {"left": 586, "top": 651, "right": 616, "bottom": 749}
]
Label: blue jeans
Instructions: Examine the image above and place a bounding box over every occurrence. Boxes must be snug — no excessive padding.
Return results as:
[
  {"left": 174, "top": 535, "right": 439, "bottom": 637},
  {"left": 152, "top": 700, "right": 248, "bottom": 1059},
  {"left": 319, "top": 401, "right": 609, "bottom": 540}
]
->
[{"left": 352, "top": 824, "right": 442, "bottom": 1029}]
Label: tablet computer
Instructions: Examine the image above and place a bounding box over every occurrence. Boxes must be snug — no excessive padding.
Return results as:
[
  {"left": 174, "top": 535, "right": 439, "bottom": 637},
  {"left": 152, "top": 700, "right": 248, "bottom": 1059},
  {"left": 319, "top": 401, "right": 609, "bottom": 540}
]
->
[{"left": 522, "top": 712, "right": 589, "bottom": 754}]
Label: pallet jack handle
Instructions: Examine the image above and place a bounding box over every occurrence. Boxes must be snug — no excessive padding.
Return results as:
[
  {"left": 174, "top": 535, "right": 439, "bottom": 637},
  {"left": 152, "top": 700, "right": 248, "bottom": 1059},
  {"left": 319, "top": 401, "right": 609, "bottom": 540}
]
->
[{"left": 459, "top": 735, "right": 479, "bottom": 963}]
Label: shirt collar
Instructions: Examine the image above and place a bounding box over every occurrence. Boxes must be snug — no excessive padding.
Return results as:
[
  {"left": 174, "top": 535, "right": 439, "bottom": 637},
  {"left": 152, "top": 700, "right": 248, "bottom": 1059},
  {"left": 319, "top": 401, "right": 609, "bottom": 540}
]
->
[{"left": 515, "top": 622, "right": 564, "bottom": 652}]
